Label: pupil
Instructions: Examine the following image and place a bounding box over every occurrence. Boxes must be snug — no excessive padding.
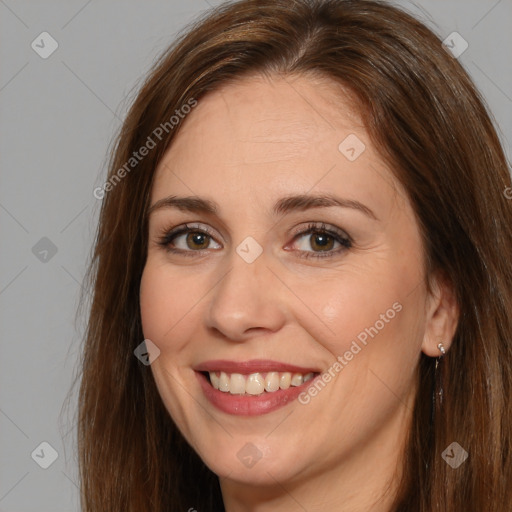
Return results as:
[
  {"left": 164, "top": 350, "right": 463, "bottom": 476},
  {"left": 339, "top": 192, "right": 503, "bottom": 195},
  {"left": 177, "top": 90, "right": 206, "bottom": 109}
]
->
[
  {"left": 312, "top": 233, "right": 333, "bottom": 251},
  {"left": 188, "top": 232, "right": 208, "bottom": 249}
]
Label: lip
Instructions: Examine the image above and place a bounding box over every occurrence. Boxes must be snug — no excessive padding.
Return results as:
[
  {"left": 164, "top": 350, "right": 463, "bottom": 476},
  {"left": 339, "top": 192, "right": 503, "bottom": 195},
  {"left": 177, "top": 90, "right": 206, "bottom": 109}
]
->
[
  {"left": 194, "top": 359, "right": 320, "bottom": 374},
  {"left": 194, "top": 359, "right": 320, "bottom": 416}
]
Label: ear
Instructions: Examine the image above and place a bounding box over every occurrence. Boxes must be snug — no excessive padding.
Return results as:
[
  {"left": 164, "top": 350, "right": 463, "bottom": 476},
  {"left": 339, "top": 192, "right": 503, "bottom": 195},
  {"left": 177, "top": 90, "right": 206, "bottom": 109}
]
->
[{"left": 421, "top": 270, "right": 459, "bottom": 357}]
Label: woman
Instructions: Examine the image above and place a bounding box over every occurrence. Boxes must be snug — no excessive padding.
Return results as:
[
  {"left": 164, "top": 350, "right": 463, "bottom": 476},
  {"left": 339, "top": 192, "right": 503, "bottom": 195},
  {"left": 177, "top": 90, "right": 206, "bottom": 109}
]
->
[{"left": 77, "top": 0, "right": 512, "bottom": 510}]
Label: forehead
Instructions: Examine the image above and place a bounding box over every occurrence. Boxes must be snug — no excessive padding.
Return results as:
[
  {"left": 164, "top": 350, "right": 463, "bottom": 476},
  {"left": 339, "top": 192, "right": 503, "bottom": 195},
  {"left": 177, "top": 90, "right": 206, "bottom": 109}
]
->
[
  {"left": 172, "top": 73, "right": 363, "bottom": 155},
  {"left": 151, "top": 73, "right": 404, "bottom": 217}
]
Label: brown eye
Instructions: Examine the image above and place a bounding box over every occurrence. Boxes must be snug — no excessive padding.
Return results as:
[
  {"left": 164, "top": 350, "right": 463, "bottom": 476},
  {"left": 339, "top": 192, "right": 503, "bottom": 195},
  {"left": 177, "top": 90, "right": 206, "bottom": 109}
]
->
[
  {"left": 290, "top": 223, "right": 352, "bottom": 259},
  {"left": 308, "top": 233, "right": 335, "bottom": 252},
  {"left": 158, "top": 224, "right": 222, "bottom": 254},
  {"left": 185, "top": 231, "right": 211, "bottom": 250}
]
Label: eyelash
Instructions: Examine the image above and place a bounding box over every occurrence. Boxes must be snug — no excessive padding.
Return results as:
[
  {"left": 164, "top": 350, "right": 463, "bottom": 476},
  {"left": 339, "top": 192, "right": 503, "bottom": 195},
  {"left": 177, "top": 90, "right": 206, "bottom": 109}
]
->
[{"left": 156, "top": 222, "right": 352, "bottom": 260}]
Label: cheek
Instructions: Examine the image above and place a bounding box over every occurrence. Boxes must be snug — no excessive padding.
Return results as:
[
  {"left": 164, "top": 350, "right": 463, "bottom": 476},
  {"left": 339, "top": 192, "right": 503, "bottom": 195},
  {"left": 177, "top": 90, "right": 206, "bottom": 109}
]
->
[
  {"left": 139, "top": 262, "right": 193, "bottom": 353},
  {"left": 139, "top": 263, "right": 200, "bottom": 435},
  {"left": 288, "top": 258, "right": 426, "bottom": 380},
  {"left": 140, "top": 265, "right": 167, "bottom": 342},
  {"left": 288, "top": 269, "right": 405, "bottom": 354},
  {"left": 298, "top": 277, "right": 424, "bottom": 432}
]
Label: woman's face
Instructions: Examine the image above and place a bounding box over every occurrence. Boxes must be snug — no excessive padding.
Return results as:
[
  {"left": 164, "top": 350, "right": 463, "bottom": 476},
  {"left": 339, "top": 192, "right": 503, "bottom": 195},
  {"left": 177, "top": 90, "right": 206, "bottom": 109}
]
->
[{"left": 140, "top": 74, "right": 442, "bottom": 493}]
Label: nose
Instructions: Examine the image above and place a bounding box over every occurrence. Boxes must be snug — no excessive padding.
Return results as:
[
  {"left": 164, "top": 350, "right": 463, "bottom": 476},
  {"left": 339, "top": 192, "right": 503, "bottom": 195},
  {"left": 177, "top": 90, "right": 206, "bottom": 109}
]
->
[{"left": 205, "top": 249, "right": 288, "bottom": 342}]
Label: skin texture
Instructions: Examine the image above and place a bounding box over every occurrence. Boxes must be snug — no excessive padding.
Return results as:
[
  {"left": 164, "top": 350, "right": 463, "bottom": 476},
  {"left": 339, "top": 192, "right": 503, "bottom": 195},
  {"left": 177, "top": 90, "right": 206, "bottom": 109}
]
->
[{"left": 139, "top": 73, "right": 459, "bottom": 511}]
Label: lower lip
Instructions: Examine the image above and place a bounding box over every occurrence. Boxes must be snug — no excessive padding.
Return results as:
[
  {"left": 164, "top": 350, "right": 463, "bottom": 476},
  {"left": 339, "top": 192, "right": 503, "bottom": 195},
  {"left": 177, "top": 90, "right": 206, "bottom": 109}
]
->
[{"left": 196, "top": 371, "right": 317, "bottom": 416}]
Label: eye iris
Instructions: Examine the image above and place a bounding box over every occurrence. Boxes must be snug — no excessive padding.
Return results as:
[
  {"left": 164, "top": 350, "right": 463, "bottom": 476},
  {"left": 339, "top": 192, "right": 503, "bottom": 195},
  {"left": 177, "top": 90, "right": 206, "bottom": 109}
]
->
[
  {"left": 310, "top": 233, "right": 334, "bottom": 251},
  {"left": 187, "top": 232, "right": 209, "bottom": 249}
]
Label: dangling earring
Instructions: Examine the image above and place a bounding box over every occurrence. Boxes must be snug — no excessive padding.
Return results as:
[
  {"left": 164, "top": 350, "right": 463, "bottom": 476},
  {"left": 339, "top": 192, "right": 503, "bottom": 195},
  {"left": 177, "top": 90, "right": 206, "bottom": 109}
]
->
[
  {"left": 431, "top": 342, "right": 446, "bottom": 426},
  {"left": 435, "top": 342, "right": 446, "bottom": 405}
]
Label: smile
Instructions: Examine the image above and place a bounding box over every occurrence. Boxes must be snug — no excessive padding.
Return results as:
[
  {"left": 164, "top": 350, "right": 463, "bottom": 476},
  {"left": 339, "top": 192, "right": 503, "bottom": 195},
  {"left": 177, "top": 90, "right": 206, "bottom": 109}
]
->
[
  {"left": 194, "top": 360, "right": 321, "bottom": 416},
  {"left": 208, "top": 371, "right": 315, "bottom": 395}
]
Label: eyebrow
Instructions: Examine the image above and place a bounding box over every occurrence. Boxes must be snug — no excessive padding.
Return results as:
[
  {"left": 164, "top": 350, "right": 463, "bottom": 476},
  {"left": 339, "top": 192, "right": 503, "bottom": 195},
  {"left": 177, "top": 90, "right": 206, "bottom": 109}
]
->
[{"left": 147, "top": 193, "right": 378, "bottom": 220}]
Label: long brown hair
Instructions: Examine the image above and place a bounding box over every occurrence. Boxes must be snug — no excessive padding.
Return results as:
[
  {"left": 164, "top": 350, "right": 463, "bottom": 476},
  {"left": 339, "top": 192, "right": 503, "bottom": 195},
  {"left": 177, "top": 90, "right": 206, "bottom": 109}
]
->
[{"left": 75, "top": 0, "right": 512, "bottom": 509}]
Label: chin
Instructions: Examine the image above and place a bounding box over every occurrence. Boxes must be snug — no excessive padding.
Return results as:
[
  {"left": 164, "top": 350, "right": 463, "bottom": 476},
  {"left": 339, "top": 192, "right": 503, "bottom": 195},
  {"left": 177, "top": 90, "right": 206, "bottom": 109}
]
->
[{"left": 195, "top": 434, "right": 312, "bottom": 486}]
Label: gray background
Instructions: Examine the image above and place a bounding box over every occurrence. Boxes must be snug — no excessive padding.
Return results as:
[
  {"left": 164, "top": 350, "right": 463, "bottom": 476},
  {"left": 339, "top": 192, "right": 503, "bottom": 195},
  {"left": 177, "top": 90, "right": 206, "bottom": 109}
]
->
[{"left": 1, "top": 0, "right": 510, "bottom": 510}]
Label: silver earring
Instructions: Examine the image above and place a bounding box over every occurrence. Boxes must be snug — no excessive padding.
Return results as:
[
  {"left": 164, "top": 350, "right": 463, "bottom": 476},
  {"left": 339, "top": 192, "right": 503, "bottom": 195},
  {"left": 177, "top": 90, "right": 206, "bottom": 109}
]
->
[
  {"left": 428, "top": 342, "right": 447, "bottom": 471},
  {"left": 434, "top": 342, "right": 446, "bottom": 406}
]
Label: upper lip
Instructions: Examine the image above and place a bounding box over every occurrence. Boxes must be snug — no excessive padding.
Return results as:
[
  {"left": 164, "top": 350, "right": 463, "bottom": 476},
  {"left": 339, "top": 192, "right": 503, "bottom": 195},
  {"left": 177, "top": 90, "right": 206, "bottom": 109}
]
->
[{"left": 194, "top": 359, "right": 320, "bottom": 375}]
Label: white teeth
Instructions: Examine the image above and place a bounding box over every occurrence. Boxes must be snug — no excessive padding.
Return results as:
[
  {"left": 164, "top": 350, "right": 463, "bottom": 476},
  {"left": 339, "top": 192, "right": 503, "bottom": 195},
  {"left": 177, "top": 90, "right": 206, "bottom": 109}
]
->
[
  {"left": 209, "top": 372, "right": 315, "bottom": 395},
  {"left": 246, "top": 373, "right": 265, "bottom": 395},
  {"left": 265, "top": 372, "right": 280, "bottom": 392},
  {"left": 208, "top": 370, "right": 316, "bottom": 395},
  {"left": 279, "top": 372, "right": 291, "bottom": 389},
  {"left": 230, "top": 373, "right": 246, "bottom": 395},
  {"left": 210, "top": 371, "right": 220, "bottom": 389},
  {"left": 291, "top": 373, "right": 304, "bottom": 386},
  {"left": 218, "top": 371, "right": 230, "bottom": 392}
]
